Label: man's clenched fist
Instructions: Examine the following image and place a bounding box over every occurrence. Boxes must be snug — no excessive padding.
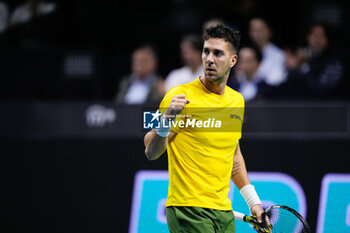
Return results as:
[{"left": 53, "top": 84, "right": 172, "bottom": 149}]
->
[{"left": 164, "top": 94, "right": 190, "bottom": 121}]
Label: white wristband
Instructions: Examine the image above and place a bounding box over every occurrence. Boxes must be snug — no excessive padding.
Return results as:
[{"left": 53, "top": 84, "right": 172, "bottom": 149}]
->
[
  {"left": 240, "top": 184, "right": 262, "bottom": 210},
  {"left": 156, "top": 116, "right": 171, "bottom": 137}
]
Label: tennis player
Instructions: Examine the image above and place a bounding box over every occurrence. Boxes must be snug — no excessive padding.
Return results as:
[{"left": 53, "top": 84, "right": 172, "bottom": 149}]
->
[{"left": 144, "top": 24, "right": 269, "bottom": 233}]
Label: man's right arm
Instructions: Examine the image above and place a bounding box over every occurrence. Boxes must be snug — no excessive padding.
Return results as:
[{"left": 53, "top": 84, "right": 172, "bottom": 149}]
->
[
  {"left": 144, "top": 94, "right": 190, "bottom": 160},
  {"left": 144, "top": 130, "right": 175, "bottom": 160}
]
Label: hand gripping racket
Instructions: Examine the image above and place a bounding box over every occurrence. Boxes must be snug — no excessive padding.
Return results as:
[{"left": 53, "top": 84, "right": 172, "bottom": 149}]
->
[
  {"left": 233, "top": 210, "right": 271, "bottom": 232},
  {"left": 233, "top": 205, "right": 311, "bottom": 233}
]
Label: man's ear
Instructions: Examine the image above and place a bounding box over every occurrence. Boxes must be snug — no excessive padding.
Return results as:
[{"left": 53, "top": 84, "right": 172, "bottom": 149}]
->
[{"left": 230, "top": 54, "right": 238, "bottom": 68}]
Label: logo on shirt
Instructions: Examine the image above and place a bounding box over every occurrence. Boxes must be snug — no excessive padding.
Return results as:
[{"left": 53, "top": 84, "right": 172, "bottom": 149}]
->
[{"left": 230, "top": 114, "right": 242, "bottom": 121}]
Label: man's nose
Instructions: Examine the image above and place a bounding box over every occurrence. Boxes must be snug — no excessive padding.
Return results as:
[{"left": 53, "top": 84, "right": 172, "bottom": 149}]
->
[{"left": 206, "top": 53, "right": 214, "bottom": 63}]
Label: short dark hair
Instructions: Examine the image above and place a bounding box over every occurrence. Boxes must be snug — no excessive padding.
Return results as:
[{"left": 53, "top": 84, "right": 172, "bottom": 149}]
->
[
  {"left": 203, "top": 24, "right": 241, "bottom": 54},
  {"left": 181, "top": 34, "right": 202, "bottom": 52}
]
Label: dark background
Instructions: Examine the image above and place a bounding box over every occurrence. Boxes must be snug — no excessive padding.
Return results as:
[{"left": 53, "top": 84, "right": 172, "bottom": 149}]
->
[{"left": 0, "top": 0, "right": 349, "bottom": 100}]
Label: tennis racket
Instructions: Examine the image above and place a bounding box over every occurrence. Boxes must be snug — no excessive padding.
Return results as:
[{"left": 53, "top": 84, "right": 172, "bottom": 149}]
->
[{"left": 233, "top": 205, "right": 311, "bottom": 233}]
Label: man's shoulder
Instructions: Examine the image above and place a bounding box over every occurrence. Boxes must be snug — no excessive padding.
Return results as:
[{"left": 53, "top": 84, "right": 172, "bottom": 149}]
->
[
  {"left": 225, "top": 86, "right": 245, "bottom": 106},
  {"left": 160, "top": 82, "right": 195, "bottom": 109},
  {"left": 226, "top": 85, "right": 243, "bottom": 98}
]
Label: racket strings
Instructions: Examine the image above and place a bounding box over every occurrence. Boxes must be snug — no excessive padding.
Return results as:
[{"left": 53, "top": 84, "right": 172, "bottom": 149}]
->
[{"left": 267, "top": 208, "right": 307, "bottom": 233}]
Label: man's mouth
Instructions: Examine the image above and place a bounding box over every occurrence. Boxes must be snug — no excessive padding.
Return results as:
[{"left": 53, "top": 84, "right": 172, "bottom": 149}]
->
[{"left": 206, "top": 68, "right": 216, "bottom": 72}]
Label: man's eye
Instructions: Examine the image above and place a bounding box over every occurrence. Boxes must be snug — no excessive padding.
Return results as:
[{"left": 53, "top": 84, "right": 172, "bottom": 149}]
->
[{"left": 214, "top": 51, "right": 223, "bottom": 56}]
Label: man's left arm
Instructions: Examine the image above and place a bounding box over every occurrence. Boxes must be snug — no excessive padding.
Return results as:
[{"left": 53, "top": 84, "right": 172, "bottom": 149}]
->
[{"left": 231, "top": 142, "right": 269, "bottom": 228}]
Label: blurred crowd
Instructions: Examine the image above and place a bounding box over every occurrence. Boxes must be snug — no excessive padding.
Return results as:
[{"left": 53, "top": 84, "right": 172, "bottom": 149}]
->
[
  {"left": 0, "top": 0, "right": 56, "bottom": 43},
  {"left": 117, "top": 17, "right": 345, "bottom": 105},
  {"left": 0, "top": 0, "right": 55, "bottom": 29},
  {"left": 0, "top": 0, "right": 348, "bottom": 104}
]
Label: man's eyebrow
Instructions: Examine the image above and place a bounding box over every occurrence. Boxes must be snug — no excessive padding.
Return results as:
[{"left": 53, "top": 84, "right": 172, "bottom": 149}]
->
[
  {"left": 202, "top": 47, "right": 224, "bottom": 52},
  {"left": 214, "top": 49, "right": 224, "bottom": 53}
]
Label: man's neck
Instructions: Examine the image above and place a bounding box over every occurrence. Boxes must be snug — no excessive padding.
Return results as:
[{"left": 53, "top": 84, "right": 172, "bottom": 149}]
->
[{"left": 200, "top": 76, "right": 227, "bottom": 95}]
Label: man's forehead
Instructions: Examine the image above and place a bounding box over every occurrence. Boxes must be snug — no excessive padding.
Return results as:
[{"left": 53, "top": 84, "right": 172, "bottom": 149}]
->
[{"left": 203, "top": 38, "right": 230, "bottom": 50}]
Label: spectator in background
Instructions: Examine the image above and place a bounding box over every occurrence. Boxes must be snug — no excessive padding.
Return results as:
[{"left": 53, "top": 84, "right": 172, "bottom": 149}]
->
[
  {"left": 232, "top": 45, "right": 267, "bottom": 101},
  {"left": 284, "top": 23, "right": 343, "bottom": 98},
  {"left": 0, "top": 1, "right": 8, "bottom": 33},
  {"left": 164, "top": 34, "right": 204, "bottom": 92},
  {"left": 9, "top": 0, "right": 56, "bottom": 26},
  {"left": 249, "top": 17, "right": 287, "bottom": 86},
  {"left": 115, "top": 45, "right": 164, "bottom": 105}
]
